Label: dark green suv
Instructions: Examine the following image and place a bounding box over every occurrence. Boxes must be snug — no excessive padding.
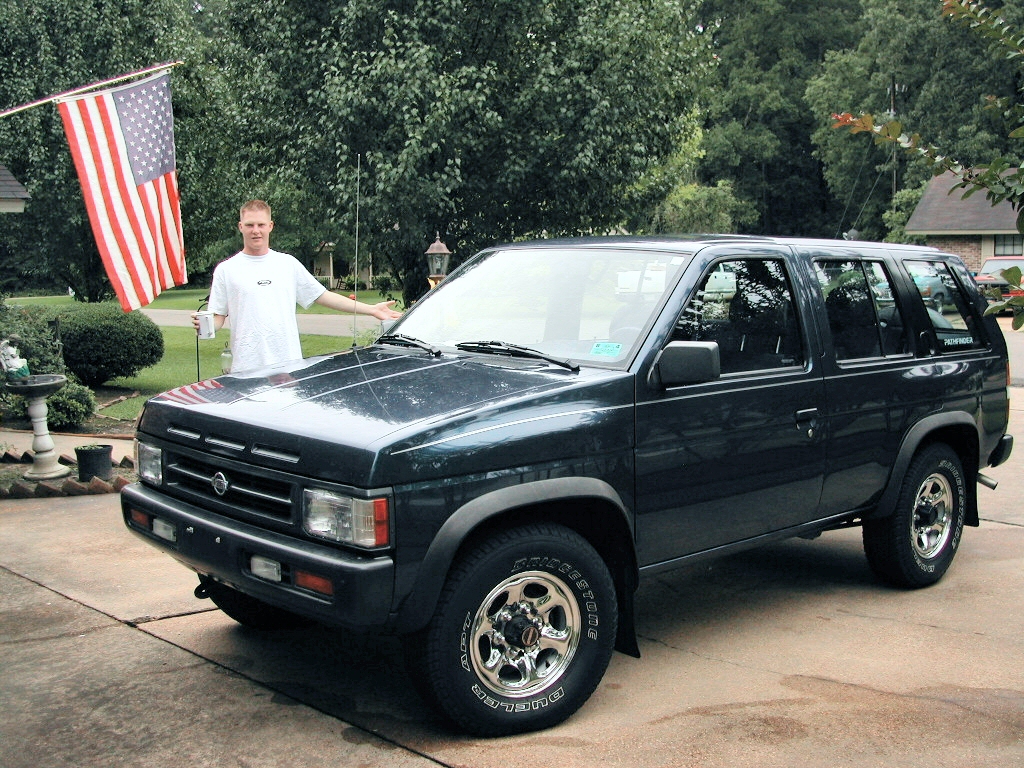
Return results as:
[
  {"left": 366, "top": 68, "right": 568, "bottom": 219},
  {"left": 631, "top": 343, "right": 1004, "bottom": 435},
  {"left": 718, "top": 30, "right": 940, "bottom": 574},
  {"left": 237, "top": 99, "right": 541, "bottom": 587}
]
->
[{"left": 122, "top": 236, "right": 1013, "bottom": 735}]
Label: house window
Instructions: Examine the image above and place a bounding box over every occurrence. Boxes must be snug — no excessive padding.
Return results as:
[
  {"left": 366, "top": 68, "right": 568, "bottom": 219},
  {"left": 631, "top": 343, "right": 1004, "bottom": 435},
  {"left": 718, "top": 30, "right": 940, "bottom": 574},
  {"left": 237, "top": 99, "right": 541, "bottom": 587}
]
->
[{"left": 994, "top": 235, "right": 1023, "bottom": 255}]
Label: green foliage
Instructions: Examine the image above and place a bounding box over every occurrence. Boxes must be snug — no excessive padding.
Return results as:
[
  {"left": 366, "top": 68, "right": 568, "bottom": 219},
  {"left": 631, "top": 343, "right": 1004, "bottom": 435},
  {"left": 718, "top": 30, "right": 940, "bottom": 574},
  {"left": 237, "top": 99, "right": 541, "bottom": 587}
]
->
[
  {"left": 1, "top": 295, "right": 93, "bottom": 429},
  {"left": 3, "top": 375, "right": 97, "bottom": 430},
  {"left": 55, "top": 303, "right": 164, "bottom": 386},
  {"left": 882, "top": 182, "right": 929, "bottom": 244},
  {"left": 827, "top": 0, "right": 1024, "bottom": 320},
  {"left": 642, "top": 180, "right": 757, "bottom": 235},
  {"left": 813, "top": 0, "right": 1024, "bottom": 240},
  {"left": 35, "top": 379, "right": 95, "bottom": 430},
  {"left": 2, "top": 0, "right": 712, "bottom": 306},
  {"left": 0, "top": 0, "right": 198, "bottom": 299},
  {"left": 0, "top": 297, "right": 65, "bottom": 375},
  {"left": 694, "top": 0, "right": 863, "bottom": 236},
  {"left": 284, "top": 0, "right": 711, "bottom": 305}
]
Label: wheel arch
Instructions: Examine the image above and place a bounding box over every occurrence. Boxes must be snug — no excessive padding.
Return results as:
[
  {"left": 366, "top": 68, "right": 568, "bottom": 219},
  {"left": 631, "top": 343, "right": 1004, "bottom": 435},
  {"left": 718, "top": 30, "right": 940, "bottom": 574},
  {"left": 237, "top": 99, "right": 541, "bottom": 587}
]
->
[
  {"left": 393, "top": 477, "right": 640, "bottom": 655},
  {"left": 872, "top": 412, "right": 981, "bottom": 526}
]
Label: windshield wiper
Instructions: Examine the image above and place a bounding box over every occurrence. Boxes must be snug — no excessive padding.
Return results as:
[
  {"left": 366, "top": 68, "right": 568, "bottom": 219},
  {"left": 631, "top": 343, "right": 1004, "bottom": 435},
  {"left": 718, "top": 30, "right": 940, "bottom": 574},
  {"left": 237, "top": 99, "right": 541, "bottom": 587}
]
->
[
  {"left": 377, "top": 333, "right": 441, "bottom": 357},
  {"left": 455, "top": 340, "right": 579, "bottom": 372}
]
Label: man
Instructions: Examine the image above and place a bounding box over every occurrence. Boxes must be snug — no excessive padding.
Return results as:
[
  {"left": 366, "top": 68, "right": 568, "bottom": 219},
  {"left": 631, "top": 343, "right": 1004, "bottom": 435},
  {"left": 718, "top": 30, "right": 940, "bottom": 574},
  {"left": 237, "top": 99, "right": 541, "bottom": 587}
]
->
[{"left": 193, "top": 200, "right": 401, "bottom": 372}]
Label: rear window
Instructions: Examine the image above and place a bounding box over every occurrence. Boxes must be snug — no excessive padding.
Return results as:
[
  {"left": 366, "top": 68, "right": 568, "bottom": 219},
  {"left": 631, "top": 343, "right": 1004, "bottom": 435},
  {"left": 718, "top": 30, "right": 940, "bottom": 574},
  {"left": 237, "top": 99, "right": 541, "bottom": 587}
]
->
[
  {"left": 905, "top": 260, "right": 985, "bottom": 352},
  {"left": 814, "top": 259, "right": 909, "bottom": 360}
]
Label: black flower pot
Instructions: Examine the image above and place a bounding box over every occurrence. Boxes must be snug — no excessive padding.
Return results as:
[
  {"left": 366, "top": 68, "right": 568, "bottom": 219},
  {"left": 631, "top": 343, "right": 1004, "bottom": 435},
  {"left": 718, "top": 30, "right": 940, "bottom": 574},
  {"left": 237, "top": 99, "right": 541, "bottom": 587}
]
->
[{"left": 75, "top": 444, "right": 113, "bottom": 482}]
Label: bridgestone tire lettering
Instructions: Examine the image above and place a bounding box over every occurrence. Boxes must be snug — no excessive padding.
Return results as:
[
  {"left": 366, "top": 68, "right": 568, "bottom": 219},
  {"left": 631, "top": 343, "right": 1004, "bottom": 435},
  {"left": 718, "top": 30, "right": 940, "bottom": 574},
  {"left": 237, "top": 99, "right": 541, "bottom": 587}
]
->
[{"left": 410, "top": 523, "right": 617, "bottom": 736}]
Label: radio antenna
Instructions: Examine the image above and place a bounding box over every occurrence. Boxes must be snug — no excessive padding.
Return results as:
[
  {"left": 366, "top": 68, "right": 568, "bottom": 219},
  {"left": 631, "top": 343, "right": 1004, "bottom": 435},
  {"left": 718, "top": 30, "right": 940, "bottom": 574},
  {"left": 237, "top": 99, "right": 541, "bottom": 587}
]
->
[{"left": 352, "top": 153, "right": 360, "bottom": 347}]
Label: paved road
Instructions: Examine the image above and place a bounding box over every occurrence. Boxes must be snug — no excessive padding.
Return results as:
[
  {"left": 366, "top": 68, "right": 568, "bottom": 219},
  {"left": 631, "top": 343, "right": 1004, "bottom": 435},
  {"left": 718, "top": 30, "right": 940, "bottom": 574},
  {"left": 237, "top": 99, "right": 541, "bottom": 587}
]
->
[{"left": 3, "top": 409, "right": 1024, "bottom": 767}]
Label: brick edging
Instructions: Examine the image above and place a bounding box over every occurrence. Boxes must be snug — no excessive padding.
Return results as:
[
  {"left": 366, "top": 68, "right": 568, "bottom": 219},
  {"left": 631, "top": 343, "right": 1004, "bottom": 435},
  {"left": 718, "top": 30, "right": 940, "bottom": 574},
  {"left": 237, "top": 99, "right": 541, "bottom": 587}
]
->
[{"left": 1, "top": 449, "right": 136, "bottom": 499}]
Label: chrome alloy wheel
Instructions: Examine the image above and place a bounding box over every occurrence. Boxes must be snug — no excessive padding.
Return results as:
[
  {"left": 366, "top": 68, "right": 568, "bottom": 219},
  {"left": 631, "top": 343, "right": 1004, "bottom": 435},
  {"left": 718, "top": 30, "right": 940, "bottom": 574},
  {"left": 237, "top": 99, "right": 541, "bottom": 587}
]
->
[
  {"left": 912, "top": 471, "right": 954, "bottom": 559},
  {"left": 469, "top": 570, "right": 581, "bottom": 698}
]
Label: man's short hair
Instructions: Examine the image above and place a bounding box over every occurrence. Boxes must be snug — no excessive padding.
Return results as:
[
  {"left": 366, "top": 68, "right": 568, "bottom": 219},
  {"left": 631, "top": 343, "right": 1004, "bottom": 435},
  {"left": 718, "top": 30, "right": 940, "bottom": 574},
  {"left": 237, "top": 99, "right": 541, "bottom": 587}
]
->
[{"left": 240, "top": 199, "right": 271, "bottom": 219}]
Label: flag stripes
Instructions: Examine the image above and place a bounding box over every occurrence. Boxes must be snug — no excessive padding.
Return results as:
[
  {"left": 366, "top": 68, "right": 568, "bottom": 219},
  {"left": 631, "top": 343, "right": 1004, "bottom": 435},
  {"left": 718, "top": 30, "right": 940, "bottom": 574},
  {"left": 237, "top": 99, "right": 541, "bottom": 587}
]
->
[{"left": 58, "top": 72, "right": 186, "bottom": 311}]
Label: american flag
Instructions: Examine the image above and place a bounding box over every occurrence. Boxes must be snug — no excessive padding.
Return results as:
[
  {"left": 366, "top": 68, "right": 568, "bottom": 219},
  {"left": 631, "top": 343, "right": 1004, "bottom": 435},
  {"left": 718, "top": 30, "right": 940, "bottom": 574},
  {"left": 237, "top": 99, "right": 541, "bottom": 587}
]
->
[{"left": 58, "top": 71, "right": 186, "bottom": 311}]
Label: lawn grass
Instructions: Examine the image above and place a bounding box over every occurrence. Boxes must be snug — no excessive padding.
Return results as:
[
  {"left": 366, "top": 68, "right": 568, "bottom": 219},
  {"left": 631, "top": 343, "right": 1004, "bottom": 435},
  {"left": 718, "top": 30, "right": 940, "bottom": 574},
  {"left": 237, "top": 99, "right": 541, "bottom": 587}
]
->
[{"left": 9, "top": 286, "right": 401, "bottom": 313}]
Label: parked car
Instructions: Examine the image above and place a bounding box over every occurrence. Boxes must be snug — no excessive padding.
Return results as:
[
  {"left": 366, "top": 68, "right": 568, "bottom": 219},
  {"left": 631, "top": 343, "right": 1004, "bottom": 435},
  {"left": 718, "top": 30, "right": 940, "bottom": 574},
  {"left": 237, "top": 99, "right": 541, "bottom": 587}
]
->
[
  {"left": 910, "top": 263, "right": 950, "bottom": 308},
  {"left": 122, "top": 236, "right": 1013, "bottom": 736},
  {"left": 974, "top": 256, "right": 1024, "bottom": 306}
]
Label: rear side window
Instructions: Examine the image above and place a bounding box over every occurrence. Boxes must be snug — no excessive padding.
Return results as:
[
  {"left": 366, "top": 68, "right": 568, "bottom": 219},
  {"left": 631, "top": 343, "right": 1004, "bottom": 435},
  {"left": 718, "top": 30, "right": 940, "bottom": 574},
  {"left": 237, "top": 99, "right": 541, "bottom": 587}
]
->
[
  {"left": 674, "top": 258, "right": 804, "bottom": 374},
  {"left": 905, "top": 260, "right": 985, "bottom": 352},
  {"left": 814, "top": 259, "right": 909, "bottom": 360}
]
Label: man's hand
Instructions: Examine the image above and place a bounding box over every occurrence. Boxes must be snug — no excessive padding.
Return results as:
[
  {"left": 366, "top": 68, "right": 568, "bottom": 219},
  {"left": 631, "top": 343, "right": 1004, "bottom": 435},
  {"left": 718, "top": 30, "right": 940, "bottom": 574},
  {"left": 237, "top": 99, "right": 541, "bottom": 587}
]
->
[{"left": 369, "top": 301, "right": 402, "bottom": 321}]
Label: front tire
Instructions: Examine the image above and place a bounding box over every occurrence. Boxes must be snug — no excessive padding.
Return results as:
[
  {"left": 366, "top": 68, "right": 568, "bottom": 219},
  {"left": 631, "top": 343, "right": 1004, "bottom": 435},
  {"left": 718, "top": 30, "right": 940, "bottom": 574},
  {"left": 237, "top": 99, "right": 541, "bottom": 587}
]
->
[
  {"left": 411, "top": 523, "right": 617, "bottom": 736},
  {"left": 862, "top": 444, "right": 966, "bottom": 588}
]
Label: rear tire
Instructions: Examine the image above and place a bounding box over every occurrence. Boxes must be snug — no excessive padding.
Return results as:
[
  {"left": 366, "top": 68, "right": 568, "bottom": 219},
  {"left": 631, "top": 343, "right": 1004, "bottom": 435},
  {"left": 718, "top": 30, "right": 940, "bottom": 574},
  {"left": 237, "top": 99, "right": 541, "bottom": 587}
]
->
[
  {"left": 862, "top": 444, "right": 966, "bottom": 588},
  {"left": 409, "top": 523, "right": 617, "bottom": 736},
  {"left": 201, "top": 580, "right": 311, "bottom": 630}
]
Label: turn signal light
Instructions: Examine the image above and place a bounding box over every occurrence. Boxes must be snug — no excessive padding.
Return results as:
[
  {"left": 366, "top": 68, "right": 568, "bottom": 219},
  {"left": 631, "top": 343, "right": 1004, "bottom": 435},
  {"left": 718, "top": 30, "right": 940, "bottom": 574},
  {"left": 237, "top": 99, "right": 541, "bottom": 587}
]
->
[{"left": 294, "top": 570, "right": 334, "bottom": 596}]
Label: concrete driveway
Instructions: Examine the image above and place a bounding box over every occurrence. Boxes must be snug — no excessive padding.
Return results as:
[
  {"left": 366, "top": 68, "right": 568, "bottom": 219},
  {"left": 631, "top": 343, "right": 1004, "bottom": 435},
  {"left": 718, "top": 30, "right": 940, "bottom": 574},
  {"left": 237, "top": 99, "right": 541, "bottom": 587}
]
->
[{"left": 2, "top": 331, "right": 1024, "bottom": 766}]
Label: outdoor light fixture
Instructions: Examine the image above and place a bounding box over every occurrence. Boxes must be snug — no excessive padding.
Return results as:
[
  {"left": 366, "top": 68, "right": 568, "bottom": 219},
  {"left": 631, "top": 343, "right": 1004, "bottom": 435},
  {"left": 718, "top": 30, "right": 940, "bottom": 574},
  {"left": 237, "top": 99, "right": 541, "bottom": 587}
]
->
[{"left": 425, "top": 234, "right": 451, "bottom": 289}]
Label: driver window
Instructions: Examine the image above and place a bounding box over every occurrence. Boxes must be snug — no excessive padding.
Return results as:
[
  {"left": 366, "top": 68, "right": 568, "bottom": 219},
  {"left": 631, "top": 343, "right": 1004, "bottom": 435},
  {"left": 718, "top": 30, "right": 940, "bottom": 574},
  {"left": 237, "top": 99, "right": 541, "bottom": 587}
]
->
[{"left": 673, "top": 258, "right": 804, "bottom": 374}]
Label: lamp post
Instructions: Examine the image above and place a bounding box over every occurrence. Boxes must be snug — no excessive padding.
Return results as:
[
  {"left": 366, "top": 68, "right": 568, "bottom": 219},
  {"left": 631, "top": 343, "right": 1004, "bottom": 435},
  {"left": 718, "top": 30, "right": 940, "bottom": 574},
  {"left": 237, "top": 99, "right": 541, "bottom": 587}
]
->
[{"left": 425, "top": 234, "right": 451, "bottom": 289}]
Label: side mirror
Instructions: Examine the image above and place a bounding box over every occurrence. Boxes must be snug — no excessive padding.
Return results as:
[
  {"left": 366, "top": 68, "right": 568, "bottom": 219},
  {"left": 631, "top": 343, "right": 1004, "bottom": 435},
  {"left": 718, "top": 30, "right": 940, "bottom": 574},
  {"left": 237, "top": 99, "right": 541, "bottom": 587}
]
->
[{"left": 649, "top": 341, "right": 720, "bottom": 388}]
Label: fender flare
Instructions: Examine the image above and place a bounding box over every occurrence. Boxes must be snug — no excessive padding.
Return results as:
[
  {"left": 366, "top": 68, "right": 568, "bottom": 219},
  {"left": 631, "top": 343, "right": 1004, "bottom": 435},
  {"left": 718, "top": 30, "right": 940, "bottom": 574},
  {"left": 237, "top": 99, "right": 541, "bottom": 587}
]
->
[
  {"left": 872, "top": 410, "right": 980, "bottom": 524},
  {"left": 393, "top": 476, "right": 637, "bottom": 635}
]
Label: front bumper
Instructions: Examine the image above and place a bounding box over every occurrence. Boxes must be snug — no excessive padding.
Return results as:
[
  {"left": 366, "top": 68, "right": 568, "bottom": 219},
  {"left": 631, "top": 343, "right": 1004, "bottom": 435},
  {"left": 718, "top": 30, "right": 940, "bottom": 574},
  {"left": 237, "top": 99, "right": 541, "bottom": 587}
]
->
[{"left": 121, "top": 483, "right": 395, "bottom": 629}]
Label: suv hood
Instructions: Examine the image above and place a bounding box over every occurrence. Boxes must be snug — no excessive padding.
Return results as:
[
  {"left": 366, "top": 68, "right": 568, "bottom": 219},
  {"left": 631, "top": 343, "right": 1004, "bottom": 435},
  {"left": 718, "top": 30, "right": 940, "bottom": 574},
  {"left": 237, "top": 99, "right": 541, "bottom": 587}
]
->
[{"left": 138, "top": 347, "right": 634, "bottom": 485}]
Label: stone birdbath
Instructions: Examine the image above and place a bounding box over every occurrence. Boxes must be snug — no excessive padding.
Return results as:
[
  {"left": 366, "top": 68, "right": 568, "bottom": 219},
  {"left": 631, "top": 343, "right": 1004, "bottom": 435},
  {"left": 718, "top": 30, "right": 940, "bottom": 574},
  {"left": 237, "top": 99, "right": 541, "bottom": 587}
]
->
[{"left": 5, "top": 374, "right": 71, "bottom": 480}]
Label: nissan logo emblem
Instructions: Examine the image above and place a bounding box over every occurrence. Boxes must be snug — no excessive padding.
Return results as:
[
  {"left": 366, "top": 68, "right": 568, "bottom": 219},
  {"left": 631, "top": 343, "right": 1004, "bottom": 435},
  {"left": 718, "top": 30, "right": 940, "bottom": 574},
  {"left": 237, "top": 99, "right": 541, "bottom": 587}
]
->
[{"left": 211, "top": 471, "right": 230, "bottom": 496}]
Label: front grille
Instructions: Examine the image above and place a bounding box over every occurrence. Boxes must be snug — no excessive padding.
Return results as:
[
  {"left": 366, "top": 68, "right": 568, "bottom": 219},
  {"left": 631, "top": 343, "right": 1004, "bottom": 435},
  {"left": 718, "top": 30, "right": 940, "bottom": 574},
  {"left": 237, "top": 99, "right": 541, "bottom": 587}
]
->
[{"left": 165, "top": 451, "right": 295, "bottom": 522}]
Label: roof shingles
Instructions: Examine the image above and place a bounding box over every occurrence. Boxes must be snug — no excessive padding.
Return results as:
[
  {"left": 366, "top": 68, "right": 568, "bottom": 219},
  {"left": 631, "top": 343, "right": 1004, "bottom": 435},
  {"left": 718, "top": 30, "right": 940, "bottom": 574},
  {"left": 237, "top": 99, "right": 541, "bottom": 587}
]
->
[{"left": 905, "top": 171, "right": 1017, "bottom": 235}]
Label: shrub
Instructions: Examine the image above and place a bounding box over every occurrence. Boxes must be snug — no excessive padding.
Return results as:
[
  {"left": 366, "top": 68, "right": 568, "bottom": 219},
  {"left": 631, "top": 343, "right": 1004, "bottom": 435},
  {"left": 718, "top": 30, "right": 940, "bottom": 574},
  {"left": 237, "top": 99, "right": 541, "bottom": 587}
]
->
[
  {"left": 56, "top": 303, "right": 164, "bottom": 386},
  {"left": 45, "top": 379, "right": 97, "bottom": 430},
  {"left": 4, "top": 375, "right": 97, "bottom": 430},
  {"left": 26, "top": 378, "right": 96, "bottom": 430},
  {"left": 371, "top": 273, "right": 399, "bottom": 303},
  {"left": 340, "top": 274, "right": 368, "bottom": 291},
  {"left": 0, "top": 298, "right": 65, "bottom": 376}
]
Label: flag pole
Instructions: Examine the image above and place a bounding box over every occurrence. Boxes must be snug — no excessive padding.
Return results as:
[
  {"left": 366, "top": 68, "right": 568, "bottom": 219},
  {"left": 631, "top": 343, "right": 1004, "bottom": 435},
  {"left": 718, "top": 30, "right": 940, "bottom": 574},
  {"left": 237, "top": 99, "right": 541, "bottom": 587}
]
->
[{"left": 0, "top": 61, "right": 183, "bottom": 119}]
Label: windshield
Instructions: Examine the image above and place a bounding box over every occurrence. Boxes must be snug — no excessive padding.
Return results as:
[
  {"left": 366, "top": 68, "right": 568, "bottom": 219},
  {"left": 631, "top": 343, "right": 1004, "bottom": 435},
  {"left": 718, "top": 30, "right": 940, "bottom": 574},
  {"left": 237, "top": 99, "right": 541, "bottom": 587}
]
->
[
  {"left": 389, "top": 246, "right": 690, "bottom": 366},
  {"left": 980, "top": 258, "right": 1024, "bottom": 275}
]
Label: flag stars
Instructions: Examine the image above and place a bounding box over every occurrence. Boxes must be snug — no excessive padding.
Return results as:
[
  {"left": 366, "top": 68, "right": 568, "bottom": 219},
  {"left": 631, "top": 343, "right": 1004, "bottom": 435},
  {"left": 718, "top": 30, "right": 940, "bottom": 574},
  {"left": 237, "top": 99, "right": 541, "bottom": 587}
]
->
[{"left": 113, "top": 74, "right": 176, "bottom": 185}]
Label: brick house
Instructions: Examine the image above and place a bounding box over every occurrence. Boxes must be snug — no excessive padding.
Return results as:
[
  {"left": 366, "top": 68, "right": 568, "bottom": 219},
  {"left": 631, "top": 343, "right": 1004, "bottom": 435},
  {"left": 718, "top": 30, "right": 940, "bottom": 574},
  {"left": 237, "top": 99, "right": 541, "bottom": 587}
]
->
[
  {"left": 0, "top": 162, "right": 29, "bottom": 213},
  {"left": 904, "top": 170, "right": 1019, "bottom": 273}
]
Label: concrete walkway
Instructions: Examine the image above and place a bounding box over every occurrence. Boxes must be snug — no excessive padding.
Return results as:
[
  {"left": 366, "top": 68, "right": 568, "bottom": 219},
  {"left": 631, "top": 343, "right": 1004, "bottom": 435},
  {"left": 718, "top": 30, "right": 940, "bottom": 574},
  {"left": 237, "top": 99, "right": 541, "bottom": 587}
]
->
[{"left": 2, "top": 423, "right": 1023, "bottom": 767}]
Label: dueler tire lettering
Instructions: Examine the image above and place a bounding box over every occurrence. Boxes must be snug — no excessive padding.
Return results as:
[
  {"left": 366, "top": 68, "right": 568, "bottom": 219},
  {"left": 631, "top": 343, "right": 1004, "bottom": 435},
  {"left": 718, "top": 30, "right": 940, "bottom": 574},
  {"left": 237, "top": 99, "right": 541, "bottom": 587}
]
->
[
  {"left": 862, "top": 443, "right": 966, "bottom": 589},
  {"left": 410, "top": 523, "right": 617, "bottom": 736}
]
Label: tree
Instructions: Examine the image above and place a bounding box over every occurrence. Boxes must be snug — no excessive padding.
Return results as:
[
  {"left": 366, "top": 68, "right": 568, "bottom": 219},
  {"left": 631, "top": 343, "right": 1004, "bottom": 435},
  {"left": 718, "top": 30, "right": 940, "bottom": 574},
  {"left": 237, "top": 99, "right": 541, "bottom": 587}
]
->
[
  {"left": 693, "top": 0, "right": 863, "bottom": 237},
  {"left": 808, "top": 0, "right": 1022, "bottom": 241},
  {"left": 832, "top": 0, "right": 1024, "bottom": 322},
  {"left": 0, "top": 0, "right": 200, "bottom": 299},
  {"left": 3, "top": 0, "right": 714, "bottom": 305},
  {"left": 239, "top": 0, "right": 712, "bottom": 305}
]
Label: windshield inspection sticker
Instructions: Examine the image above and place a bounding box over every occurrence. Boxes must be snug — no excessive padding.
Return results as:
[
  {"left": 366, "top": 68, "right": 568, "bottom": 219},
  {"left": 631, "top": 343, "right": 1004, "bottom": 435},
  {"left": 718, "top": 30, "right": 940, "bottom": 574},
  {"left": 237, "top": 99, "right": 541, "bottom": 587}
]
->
[{"left": 591, "top": 342, "right": 622, "bottom": 357}]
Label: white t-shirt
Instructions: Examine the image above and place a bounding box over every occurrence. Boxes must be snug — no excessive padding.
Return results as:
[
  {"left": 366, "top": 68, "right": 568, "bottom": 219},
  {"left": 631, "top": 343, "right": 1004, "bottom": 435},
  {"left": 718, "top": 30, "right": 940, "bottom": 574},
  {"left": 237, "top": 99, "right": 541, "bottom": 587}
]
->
[{"left": 208, "top": 249, "right": 325, "bottom": 373}]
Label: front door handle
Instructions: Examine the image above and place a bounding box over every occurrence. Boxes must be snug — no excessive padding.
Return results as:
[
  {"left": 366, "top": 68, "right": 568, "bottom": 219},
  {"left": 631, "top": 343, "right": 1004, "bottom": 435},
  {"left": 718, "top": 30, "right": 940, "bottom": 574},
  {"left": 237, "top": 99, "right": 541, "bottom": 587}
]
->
[
  {"left": 795, "top": 408, "right": 819, "bottom": 422},
  {"left": 795, "top": 408, "right": 819, "bottom": 439}
]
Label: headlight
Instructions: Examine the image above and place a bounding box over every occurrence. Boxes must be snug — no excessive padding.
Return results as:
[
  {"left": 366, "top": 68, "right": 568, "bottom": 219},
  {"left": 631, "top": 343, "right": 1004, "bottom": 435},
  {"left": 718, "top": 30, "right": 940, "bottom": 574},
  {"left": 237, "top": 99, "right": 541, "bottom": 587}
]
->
[
  {"left": 136, "top": 441, "right": 163, "bottom": 485},
  {"left": 302, "top": 489, "right": 390, "bottom": 547}
]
